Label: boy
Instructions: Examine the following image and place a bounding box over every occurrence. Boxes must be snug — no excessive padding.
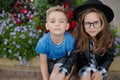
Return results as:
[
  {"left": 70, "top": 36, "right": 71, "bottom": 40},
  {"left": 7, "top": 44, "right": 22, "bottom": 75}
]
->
[{"left": 35, "top": 6, "right": 74, "bottom": 80}]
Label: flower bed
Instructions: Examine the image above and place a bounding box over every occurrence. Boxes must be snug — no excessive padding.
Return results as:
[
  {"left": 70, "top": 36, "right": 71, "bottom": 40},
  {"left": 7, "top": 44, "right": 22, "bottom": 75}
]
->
[{"left": 0, "top": 0, "right": 120, "bottom": 65}]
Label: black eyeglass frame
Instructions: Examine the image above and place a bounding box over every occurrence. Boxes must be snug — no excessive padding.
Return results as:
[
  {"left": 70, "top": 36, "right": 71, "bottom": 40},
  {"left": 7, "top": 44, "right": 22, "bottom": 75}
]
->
[{"left": 83, "top": 20, "right": 102, "bottom": 29}]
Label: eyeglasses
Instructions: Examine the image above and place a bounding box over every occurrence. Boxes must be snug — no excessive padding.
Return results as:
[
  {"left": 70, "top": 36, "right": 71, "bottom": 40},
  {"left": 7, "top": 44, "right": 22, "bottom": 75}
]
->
[{"left": 84, "top": 21, "right": 102, "bottom": 29}]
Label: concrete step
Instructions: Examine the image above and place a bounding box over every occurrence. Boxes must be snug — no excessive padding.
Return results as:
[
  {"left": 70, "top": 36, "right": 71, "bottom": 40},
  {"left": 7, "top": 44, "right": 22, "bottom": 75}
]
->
[
  {"left": 0, "top": 58, "right": 42, "bottom": 80},
  {"left": 0, "top": 67, "right": 119, "bottom": 80},
  {"left": 106, "top": 71, "right": 120, "bottom": 80},
  {"left": 0, "top": 57, "right": 120, "bottom": 80},
  {"left": 0, "top": 78, "right": 40, "bottom": 80},
  {"left": 0, "top": 65, "right": 42, "bottom": 80}
]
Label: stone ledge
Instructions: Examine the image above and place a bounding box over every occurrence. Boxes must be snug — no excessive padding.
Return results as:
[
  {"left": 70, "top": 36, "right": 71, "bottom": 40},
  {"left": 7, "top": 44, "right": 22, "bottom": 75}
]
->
[
  {"left": 105, "top": 71, "right": 120, "bottom": 80},
  {"left": 0, "top": 78, "right": 40, "bottom": 80},
  {"left": 0, "top": 69, "right": 41, "bottom": 78},
  {"left": 109, "top": 56, "right": 120, "bottom": 71},
  {"left": 0, "top": 58, "right": 40, "bottom": 67},
  {"left": 0, "top": 56, "right": 120, "bottom": 71},
  {"left": 0, "top": 56, "right": 120, "bottom": 80}
]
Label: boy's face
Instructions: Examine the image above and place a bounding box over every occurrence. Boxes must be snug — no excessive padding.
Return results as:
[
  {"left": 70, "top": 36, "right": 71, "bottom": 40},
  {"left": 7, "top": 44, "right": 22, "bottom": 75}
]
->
[{"left": 46, "top": 11, "right": 69, "bottom": 35}]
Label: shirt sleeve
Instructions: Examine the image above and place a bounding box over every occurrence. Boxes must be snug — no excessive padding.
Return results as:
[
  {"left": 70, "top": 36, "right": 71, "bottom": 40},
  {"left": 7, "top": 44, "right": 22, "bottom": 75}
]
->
[
  {"left": 97, "top": 66, "right": 107, "bottom": 78},
  {"left": 35, "top": 39, "right": 46, "bottom": 54}
]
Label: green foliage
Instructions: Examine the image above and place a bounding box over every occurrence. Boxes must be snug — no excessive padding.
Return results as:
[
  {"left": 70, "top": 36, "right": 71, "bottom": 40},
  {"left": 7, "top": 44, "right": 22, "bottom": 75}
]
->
[
  {"left": 0, "top": 12, "right": 40, "bottom": 61},
  {"left": 0, "top": 0, "right": 15, "bottom": 12},
  {"left": 0, "top": 0, "right": 119, "bottom": 64},
  {"left": 75, "top": 0, "right": 88, "bottom": 6},
  {"left": 110, "top": 24, "right": 120, "bottom": 56},
  {"left": 33, "top": 0, "right": 51, "bottom": 33}
]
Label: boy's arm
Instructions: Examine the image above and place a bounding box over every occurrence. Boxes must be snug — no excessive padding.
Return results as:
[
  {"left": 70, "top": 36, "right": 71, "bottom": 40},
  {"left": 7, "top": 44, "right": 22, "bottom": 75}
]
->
[{"left": 40, "top": 54, "right": 49, "bottom": 80}]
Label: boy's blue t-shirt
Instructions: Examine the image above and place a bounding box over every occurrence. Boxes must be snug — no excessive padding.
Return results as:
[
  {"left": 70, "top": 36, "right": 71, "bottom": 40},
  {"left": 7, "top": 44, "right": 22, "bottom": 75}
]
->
[{"left": 35, "top": 32, "right": 75, "bottom": 59}]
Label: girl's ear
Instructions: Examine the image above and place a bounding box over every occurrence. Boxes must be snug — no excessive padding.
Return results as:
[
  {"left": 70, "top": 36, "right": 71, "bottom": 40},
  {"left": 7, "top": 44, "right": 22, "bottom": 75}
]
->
[
  {"left": 66, "top": 23, "right": 70, "bottom": 30},
  {"left": 45, "top": 23, "right": 49, "bottom": 30}
]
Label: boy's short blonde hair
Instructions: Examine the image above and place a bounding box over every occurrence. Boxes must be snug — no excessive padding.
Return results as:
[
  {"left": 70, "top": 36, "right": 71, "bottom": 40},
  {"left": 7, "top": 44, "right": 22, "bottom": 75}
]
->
[{"left": 46, "top": 5, "right": 68, "bottom": 21}]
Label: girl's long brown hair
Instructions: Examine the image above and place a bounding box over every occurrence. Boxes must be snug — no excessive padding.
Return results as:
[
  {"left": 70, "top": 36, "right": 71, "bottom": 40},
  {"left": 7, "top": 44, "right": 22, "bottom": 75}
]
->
[{"left": 73, "top": 8, "right": 114, "bottom": 55}]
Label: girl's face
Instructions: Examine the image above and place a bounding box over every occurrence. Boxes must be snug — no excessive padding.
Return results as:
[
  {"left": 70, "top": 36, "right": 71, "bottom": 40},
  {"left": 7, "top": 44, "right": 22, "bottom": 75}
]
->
[
  {"left": 84, "top": 12, "right": 103, "bottom": 38},
  {"left": 46, "top": 11, "right": 69, "bottom": 36}
]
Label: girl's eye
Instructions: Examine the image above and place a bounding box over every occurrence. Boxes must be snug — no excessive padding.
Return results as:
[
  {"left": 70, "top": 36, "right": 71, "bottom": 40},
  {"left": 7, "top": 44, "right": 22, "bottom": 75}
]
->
[
  {"left": 94, "top": 21, "right": 99, "bottom": 24},
  {"left": 94, "top": 21, "right": 101, "bottom": 26}
]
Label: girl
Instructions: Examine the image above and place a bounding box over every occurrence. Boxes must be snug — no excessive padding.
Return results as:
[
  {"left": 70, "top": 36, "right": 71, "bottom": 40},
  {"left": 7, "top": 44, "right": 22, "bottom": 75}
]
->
[{"left": 60, "top": 0, "right": 115, "bottom": 80}]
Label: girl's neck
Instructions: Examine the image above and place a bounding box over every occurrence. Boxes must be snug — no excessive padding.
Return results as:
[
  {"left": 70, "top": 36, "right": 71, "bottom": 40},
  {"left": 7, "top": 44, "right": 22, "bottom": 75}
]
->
[
  {"left": 50, "top": 34, "right": 64, "bottom": 45},
  {"left": 92, "top": 37, "right": 97, "bottom": 43}
]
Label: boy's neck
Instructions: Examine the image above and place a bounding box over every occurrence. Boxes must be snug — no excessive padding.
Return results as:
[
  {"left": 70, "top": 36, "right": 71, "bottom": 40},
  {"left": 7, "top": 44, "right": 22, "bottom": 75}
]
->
[{"left": 50, "top": 34, "right": 64, "bottom": 45}]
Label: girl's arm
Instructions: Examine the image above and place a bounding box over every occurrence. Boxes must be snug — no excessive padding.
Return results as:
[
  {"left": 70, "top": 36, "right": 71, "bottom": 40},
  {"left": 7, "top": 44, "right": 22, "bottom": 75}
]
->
[
  {"left": 40, "top": 54, "right": 49, "bottom": 80},
  {"left": 99, "top": 46, "right": 115, "bottom": 70},
  {"left": 97, "top": 46, "right": 115, "bottom": 77},
  {"left": 59, "top": 51, "right": 79, "bottom": 75}
]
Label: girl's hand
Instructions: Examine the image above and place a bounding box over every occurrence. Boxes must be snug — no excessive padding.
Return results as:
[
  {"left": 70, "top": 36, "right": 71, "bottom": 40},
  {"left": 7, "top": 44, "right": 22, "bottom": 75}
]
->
[
  {"left": 52, "top": 73, "right": 65, "bottom": 80},
  {"left": 50, "top": 66, "right": 59, "bottom": 80},
  {"left": 92, "top": 71, "right": 103, "bottom": 80},
  {"left": 50, "top": 66, "right": 65, "bottom": 80}
]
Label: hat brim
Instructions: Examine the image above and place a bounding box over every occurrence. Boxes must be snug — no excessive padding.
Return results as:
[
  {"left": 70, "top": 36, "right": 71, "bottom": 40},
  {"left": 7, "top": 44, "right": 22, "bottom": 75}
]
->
[{"left": 73, "top": 3, "right": 114, "bottom": 23}]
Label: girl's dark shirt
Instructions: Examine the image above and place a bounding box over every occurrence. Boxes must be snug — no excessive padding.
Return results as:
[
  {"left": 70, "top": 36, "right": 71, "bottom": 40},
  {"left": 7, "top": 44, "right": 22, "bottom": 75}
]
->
[{"left": 60, "top": 40, "right": 115, "bottom": 74}]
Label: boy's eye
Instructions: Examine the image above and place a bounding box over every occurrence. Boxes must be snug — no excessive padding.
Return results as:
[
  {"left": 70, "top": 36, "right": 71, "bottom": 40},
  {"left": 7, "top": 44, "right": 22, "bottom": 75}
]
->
[
  {"left": 60, "top": 20, "right": 65, "bottom": 23},
  {"left": 50, "top": 20, "right": 55, "bottom": 23},
  {"left": 60, "top": 20, "right": 66, "bottom": 23}
]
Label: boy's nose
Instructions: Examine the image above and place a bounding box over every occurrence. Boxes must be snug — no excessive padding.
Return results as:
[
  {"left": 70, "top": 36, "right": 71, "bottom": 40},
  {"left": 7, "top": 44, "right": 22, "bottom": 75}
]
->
[{"left": 55, "top": 21, "right": 59, "bottom": 26}]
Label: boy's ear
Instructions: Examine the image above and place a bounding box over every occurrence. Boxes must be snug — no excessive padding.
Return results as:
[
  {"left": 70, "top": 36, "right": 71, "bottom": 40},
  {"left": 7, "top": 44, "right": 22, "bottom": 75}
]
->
[
  {"left": 45, "top": 23, "right": 49, "bottom": 30},
  {"left": 66, "top": 23, "right": 70, "bottom": 30}
]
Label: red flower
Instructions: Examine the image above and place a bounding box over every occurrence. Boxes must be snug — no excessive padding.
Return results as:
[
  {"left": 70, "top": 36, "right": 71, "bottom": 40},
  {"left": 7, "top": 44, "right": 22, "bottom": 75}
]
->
[
  {"left": 45, "top": 30, "right": 50, "bottom": 33},
  {"left": 27, "top": 0, "right": 31, "bottom": 3},
  {"left": 67, "top": 10, "right": 73, "bottom": 19},
  {"left": 69, "top": 20, "right": 76, "bottom": 29},
  {"left": 13, "top": 12, "right": 17, "bottom": 18},
  {"left": 14, "top": 1, "right": 20, "bottom": 8},
  {"left": 64, "top": 2, "right": 69, "bottom": 8},
  {"left": 15, "top": 19, "right": 22, "bottom": 25},
  {"left": 21, "top": 8, "right": 28, "bottom": 13},
  {"left": 28, "top": 15, "right": 34, "bottom": 20},
  {"left": 19, "top": 22, "right": 23, "bottom": 25},
  {"left": 15, "top": 19, "right": 19, "bottom": 23},
  {"left": 36, "top": 25, "right": 41, "bottom": 30}
]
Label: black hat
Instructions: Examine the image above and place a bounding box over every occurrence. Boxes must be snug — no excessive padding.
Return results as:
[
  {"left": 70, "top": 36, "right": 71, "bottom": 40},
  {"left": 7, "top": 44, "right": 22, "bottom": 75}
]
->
[{"left": 73, "top": 0, "right": 114, "bottom": 23}]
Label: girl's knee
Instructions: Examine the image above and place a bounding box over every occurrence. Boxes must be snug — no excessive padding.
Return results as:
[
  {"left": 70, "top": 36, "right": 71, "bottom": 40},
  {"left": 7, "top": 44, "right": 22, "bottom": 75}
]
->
[{"left": 80, "top": 72, "right": 91, "bottom": 80}]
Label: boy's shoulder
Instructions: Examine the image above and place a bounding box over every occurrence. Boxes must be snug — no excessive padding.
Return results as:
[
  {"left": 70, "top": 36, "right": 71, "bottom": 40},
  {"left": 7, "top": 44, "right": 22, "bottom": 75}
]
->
[
  {"left": 40, "top": 32, "right": 50, "bottom": 40},
  {"left": 65, "top": 32, "right": 74, "bottom": 39}
]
